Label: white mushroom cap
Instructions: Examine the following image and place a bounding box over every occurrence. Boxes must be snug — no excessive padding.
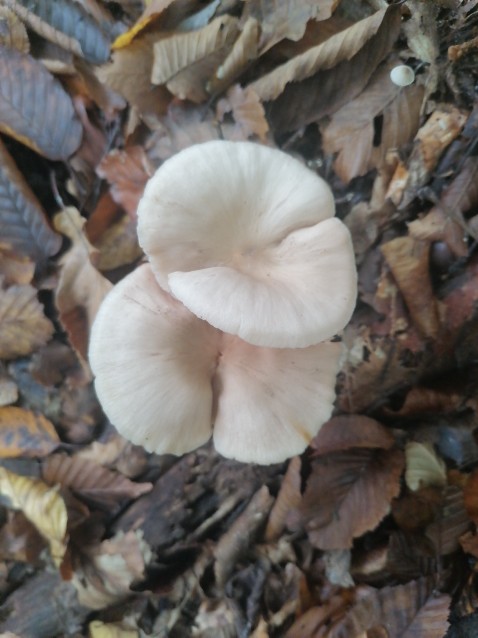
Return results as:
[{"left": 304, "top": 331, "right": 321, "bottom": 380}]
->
[
  {"left": 89, "top": 263, "right": 342, "bottom": 463},
  {"left": 137, "top": 141, "right": 356, "bottom": 348},
  {"left": 89, "top": 263, "right": 219, "bottom": 455}
]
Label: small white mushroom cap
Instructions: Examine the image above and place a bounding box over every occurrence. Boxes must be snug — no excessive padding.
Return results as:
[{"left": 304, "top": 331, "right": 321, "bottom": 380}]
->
[
  {"left": 89, "top": 263, "right": 342, "bottom": 463},
  {"left": 138, "top": 141, "right": 357, "bottom": 348},
  {"left": 390, "top": 65, "right": 415, "bottom": 87}
]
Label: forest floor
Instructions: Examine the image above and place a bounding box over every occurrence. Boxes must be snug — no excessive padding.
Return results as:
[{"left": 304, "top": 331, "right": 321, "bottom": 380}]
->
[{"left": 0, "top": 0, "right": 478, "bottom": 636}]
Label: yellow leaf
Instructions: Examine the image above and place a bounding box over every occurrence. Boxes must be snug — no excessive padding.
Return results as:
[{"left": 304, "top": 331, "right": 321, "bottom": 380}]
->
[
  {"left": 89, "top": 620, "right": 139, "bottom": 638},
  {"left": 405, "top": 442, "right": 447, "bottom": 492},
  {"left": 0, "top": 467, "right": 67, "bottom": 566}
]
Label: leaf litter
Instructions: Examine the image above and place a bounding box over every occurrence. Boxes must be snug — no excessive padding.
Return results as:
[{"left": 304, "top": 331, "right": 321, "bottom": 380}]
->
[{"left": 0, "top": 0, "right": 478, "bottom": 636}]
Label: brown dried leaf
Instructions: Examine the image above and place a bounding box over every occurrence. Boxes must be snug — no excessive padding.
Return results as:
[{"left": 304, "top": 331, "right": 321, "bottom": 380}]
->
[
  {"left": 0, "top": 406, "right": 59, "bottom": 458},
  {"left": 214, "top": 485, "right": 274, "bottom": 587},
  {"left": 265, "top": 457, "right": 301, "bottom": 541},
  {"left": 0, "top": 247, "right": 35, "bottom": 286},
  {"left": 408, "top": 207, "right": 468, "bottom": 258},
  {"left": 72, "top": 530, "right": 151, "bottom": 609},
  {"left": 322, "top": 62, "right": 423, "bottom": 182},
  {"left": 249, "top": 6, "right": 400, "bottom": 101},
  {"left": 54, "top": 207, "right": 113, "bottom": 368},
  {"left": 0, "top": 466, "right": 67, "bottom": 566},
  {"left": 311, "top": 415, "right": 395, "bottom": 454},
  {"left": 151, "top": 16, "right": 239, "bottom": 102},
  {"left": 97, "top": 146, "right": 153, "bottom": 219},
  {"left": 441, "top": 156, "right": 478, "bottom": 218},
  {"left": 0, "top": 46, "right": 82, "bottom": 160},
  {"left": 293, "top": 447, "right": 404, "bottom": 549},
  {"left": 98, "top": 32, "right": 171, "bottom": 123},
  {"left": 42, "top": 453, "right": 152, "bottom": 507},
  {"left": 216, "top": 84, "right": 269, "bottom": 141},
  {"left": 0, "top": 138, "right": 61, "bottom": 268},
  {"left": 399, "top": 107, "right": 468, "bottom": 207},
  {"left": 0, "top": 6, "right": 29, "bottom": 52},
  {"left": 463, "top": 467, "right": 478, "bottom": 526},
  {"left": 245, "top": 0, "right": 338, "bottom": 51},
  {"left": 0, "top": 280, "right": 54, "bottom": 360},
  {"left": 381, "top": 237, "right": 440, "bottom": 339},
  {"left": 425, "top": 485, "right": 469, "bottom": 556},
  {"left": 399, "top": 592, "right": 451, "bottom": 638},
  {"left": 208, "top": 18, "right": 260, "bottom": 94},
  {"left": 0, "top": 511, "right": 46, "bottom": 564},
  {"left": 93, "top": 214, "right": 144, "bottom": 271}
]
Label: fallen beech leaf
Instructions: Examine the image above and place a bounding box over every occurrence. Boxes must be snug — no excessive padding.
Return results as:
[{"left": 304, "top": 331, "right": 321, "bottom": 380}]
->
[
  {"left": 42, "top": 453, "right": 152, "bottom": 508},
  {"left": 399, "top": 592, "right": 451, "bottom": 637},
  {"left": 0, "top": 46, "right": 82, "bottom": 159},
  {"left": 93, "top": 214, "right": 144, "bottom": 271},
  {"left": 463, "top": 467, "right": 478, "bottom": 526},
  {"left": 151, "top": 16, "right": 239, "bottom": 102},
  {"left": 0, "top": 279, "right": 54, "bottom": 360},
  {"left": 0, "top": 407, "right": 59, "bottom": 458},
  {"left": 244, "top": 0, "right": 337, "bottom": 51},
  {"left": 381, "top": 236, "right": 440, "bottom": 339},
  {"left": 322, "top": 62, "right": 424, "bottom": 183},
  {"left": 440, "top": 156, "right": 478, "bottom": 226},
  {"left": 54, "top": 207, "right": 113, "bottom": 368},
  {"left": 0, "top": 511, "right": 46, "bottom": 563},
  {"left": 0, "top": 5, "right": 29, "bottom": 52},
  {"left": 408, "top": 207, "right": 468, "bottom": 259},
  {"left": 425, "top": 485, "right": 468, "bottom": 556},
  {"left": 0, "top": 466, "right": 67, "bottom": 566},
  {"left": 405, "top": 442, "right": 447, "bottom": 492},
  {"left": 311, "top": 415, "right": 395, "bottom": 454},
  {"left": 399, "top": 107, "right": 468, "bottom": 207},
  {"left": 4, "top": 0, "right": 110, "bottom": 63},
  {"left": 250, "top": 7, "right": 397, "bottom": 100},
  {"left": 98, "top": 32, "right": 171, "bottom": 122},
  {"left": 383, "top": 386, "right": 467, "bottom": 417},
  {"left": 214, "top": 485, "right": 274, "bottom": 587},
  {"left": 88, "top": 620, "right": 138, "bottom": 638},
  {"left": 292, "top": 447, "right": 404, "bottom": 549},
  {"left": 265, "top": 457, "right": 301, "bottom": 541},
  {"left": 97, "top": 146, "right": 153, "bottom": 219},
  {"left": 72, "top": 530, "right": 151, "bottom": 609},
  {"left": 216, "top": 84, "right": 269, "bottom": 141},
  {"left": 0, "top": 138, "right": 61, "bottom": 267},
  {"left": 208, "top": 18, "right": 260, "bottom": 94},
  {"left": 0, "top": 247, "right": 35, "bottom": 286}
]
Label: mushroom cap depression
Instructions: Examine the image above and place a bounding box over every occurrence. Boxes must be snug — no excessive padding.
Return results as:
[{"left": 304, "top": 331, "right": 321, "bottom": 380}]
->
[
  {"left": 89, "top": 264, "right": 342, "bottom": 464},
  {"left": 138, "top": 141, "right": 357, "bottom": 348}
]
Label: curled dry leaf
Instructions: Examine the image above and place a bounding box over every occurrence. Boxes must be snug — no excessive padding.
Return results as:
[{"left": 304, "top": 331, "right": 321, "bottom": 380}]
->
[
  {"left": 72, "top": 530, "right": 151, "bottom": 609},
  {"left": 250, "top": 7, "right": 397, "bottom": 101},
  {"left": 216, "top": 84, "right": 269, "bottom": 141},
  {"left": 290, "top": 447, "right": 404, "bottom": 549},
  {"left": 98, "top": 32, "right": 171, "bottom": 122},
  {"left": 0, "top": 45, "right": 82, "bottom": 160},
  {"left": 0, "top": 5, "right": 29, "bottom": 52},
  {"left": 208, "top": 18, "right": 260, "bottom": 94},
  {"left": 321, "top": 62, "right": 424, "bottom": 183},
  {"left": 151, "top": 16, "right": 239, "bottom": 102},
  {"left": 214, "top": 485, "right": 274, "bottom": 588},
  {"left": 405, "top": 442, "right": 447, "bottom": 492},
  {"left": 96, "top": 146, "right": 154, "bottom": 219},
  {"left": 408, "top": 207, "right": 468, "bottom": 259},
  {"left": 244, "top": 0, "right": 338, "bottom": 51},
  {"left": 265, "top": 456, "right": 301, "bottom": 541},
  {"left": 0, "top": 279, "right": 54, "bottom": 360},
  {"left": 0, "top": 466, "right": 67, "bottom": 566},
  {"left": 4, "top": 0, "right": 110, "bottom": 64},
  {"left": 42, "top": 452, "right": 152, "bottom": 507},
  {"left": 0, "top": 406, "right": 59, "bottom": 458},
  {"left": 54, "top": 207, "right": 113, "bottom": 368},
  {"left": 381, "top": 236, "right": 440, "bottom": 339},
  {"left": 0, "top": 138, "right": 61, "bottom": 268}
]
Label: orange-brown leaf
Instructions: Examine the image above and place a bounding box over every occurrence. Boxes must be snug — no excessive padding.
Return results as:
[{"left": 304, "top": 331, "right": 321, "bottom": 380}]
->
[
  {"left": 0, "top": 280, "right": 54, "bottom": 359},
  {"left": 0, "top": 407, "right": 59, "bottom": 458}
]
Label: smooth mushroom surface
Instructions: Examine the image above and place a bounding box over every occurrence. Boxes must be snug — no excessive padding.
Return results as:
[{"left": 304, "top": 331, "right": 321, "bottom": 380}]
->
[
  {"left": 89, "top": 263, "right": 342, "bottom": 464},
  {"left": 138, "top": 141, "right": 357, "bottom": 348}
]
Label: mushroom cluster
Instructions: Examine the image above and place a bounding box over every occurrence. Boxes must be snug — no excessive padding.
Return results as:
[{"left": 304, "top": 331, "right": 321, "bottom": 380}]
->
[{"left": 89, "top": 141, "right": 357, "bottom": 464}]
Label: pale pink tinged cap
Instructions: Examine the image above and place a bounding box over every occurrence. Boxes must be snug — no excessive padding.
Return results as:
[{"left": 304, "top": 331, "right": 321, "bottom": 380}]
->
[
  {"left": 137, "top": 141, "right": 356, "bottom": 348},
  {"left": 88, "top": 263, "right": 219, "bottom": 455}
]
